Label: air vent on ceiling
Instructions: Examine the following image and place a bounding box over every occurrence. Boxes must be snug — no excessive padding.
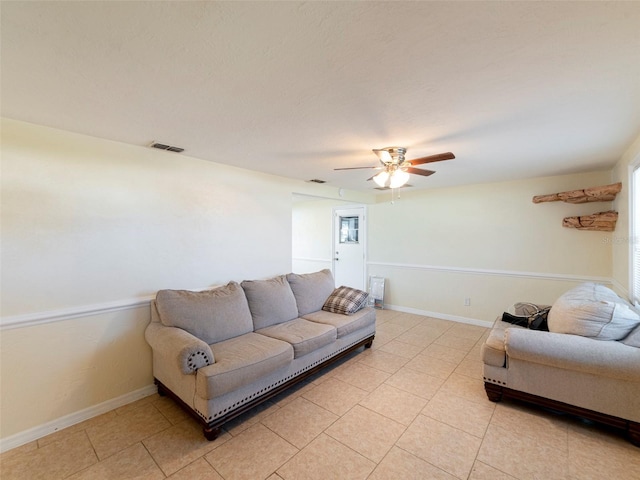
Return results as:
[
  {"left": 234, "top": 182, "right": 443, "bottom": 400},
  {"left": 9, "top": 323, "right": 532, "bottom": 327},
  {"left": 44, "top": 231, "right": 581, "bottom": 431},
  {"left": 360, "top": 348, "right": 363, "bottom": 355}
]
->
[
  {"left": 149, "top": 142, "right": 184, "bottom": 153},
  {"left": 307, "top": 179, "right": 327, "bottom": 184}
]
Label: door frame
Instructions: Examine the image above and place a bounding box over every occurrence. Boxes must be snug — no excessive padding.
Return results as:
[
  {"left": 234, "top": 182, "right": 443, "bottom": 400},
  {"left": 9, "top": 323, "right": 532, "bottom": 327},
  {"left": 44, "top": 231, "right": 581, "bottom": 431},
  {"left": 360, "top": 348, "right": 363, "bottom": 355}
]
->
[{"left": 332, "top": 204, "right": 368, "bottom": 290}]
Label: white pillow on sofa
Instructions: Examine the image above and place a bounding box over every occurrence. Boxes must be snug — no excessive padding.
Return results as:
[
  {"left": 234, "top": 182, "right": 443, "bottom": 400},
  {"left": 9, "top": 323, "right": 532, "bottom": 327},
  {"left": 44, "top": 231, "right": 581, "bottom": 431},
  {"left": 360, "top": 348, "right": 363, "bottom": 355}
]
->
[{"left": 547, "top": 283, "right": 640, "bottom": 341}]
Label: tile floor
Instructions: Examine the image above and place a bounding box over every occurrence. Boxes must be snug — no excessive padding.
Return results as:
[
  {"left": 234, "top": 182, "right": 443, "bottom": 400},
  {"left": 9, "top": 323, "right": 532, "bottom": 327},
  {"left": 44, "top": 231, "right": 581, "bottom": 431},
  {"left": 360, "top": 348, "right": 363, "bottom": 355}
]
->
[{"left": 2, "top": 310, "right": 639, "bottom": 479}]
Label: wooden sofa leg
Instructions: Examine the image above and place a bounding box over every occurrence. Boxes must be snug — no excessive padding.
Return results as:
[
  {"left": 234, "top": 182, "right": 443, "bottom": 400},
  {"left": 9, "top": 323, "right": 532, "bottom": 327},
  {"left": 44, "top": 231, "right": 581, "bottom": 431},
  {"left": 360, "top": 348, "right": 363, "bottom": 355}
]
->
[
  {"left": 364, "top": 339, "right": 373, "bottom": 348},
  {"left": 628, "top": 422, "right": 640, "bottom": 447},
  {"left": 203, "top": 426, "right": 221, "bottom": 441},
  {"left": 484, "top": 382, "right": 503, "bottom": 402}
]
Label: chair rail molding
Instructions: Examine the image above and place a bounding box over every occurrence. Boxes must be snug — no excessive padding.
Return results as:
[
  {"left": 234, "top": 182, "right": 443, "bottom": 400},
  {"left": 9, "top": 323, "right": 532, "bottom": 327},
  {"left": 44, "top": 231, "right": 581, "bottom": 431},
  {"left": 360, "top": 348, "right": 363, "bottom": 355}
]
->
[{"left": 366, "top": 261, "right": 612, "bottom": 284}]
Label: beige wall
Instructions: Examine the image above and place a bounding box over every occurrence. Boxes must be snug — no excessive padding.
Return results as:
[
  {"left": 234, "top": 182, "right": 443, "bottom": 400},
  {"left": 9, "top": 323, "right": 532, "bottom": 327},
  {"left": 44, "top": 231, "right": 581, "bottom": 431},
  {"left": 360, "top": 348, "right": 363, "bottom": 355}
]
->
[
  {"left": 292, "top": 196, "right": 356, "bottom": 273},
  {"left": 367, "top": 171, "right": 615, "bottom": 322}
]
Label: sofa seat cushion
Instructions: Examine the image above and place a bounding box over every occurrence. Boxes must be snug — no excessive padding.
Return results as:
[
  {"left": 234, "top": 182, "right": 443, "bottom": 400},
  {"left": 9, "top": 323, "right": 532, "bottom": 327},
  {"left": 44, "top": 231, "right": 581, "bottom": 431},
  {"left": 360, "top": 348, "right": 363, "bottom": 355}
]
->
[
  {"left": 196, "top": 333, "right": 293, "bottom": 400},
  {"left": 287, "top": 269, "right": 335, "bottom": 316},
  {"left": 155, "top": 282, "right": 253, "bottom": 344},
  {"left": 257, "top": 318, "right": 337, "bottom": 358},
  {"left": 547, "top": 283, "right": 640, "bottom": 341},
  {"left": 302, "top": 307, "right": 375, "bottom": 338},
  {"left": 241, "top": 276, "right": 299, "bottom": 330}
]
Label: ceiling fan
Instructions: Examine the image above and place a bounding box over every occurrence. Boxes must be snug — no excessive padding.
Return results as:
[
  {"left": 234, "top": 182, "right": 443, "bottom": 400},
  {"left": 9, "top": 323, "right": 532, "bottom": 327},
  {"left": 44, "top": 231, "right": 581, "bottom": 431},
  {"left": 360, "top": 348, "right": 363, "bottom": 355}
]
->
[{"left": 335, "top": 147, "right": 455, "bottom": 188}]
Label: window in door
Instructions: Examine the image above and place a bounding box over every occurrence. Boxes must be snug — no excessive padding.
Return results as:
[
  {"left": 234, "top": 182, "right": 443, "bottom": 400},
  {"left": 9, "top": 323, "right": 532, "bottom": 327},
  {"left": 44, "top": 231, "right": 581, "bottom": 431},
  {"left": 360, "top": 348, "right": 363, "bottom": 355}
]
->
[{"left": 339, "top": 216, "right": 359, "bottom": 244}]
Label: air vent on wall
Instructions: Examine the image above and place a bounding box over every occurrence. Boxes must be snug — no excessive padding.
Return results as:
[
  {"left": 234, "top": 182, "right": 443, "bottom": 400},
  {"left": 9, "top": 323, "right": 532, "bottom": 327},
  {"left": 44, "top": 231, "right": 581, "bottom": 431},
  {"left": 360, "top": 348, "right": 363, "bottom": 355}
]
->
[{"left": 149, "top": 142, "right": 184, "bottom": 153}]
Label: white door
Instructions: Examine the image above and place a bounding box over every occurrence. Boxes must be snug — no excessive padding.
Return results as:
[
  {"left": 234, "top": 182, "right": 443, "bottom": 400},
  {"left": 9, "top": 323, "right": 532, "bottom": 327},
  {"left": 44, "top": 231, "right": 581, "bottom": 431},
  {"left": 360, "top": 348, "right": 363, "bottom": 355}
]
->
[{"left": 333, "top": 207, "right": 366, "bottom": 290}]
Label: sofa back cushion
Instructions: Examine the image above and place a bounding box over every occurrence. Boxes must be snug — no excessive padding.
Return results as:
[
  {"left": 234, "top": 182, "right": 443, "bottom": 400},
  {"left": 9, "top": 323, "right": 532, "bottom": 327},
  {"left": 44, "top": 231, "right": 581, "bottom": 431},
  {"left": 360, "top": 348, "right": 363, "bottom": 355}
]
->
[
  {"left": 241, "top": 275, "right": 299, "bottom": 329},
  {"left": 547, "top": 283, "right": 640, "bottom": 341},
  {"left": 155, "top": 282, "right": 253, "bottom": 344},
  {"left": 286, "top": 269, "right": 335, "bottom": 316}
]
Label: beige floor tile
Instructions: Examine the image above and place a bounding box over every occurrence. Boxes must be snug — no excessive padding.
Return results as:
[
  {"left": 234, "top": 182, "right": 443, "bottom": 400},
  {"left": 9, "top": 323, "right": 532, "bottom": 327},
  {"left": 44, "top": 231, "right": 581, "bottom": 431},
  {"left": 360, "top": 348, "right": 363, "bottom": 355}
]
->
[
  {"left": 114, "top": 394, "right": 160, "bottom": 416},
  {"left": 370, "top": 330, "right": 397, "bottom": 346},
  {"left": 491, "top": 402, "right": 569, "bottom": 450},
  {"left": 447, "top": 323, "right": 487, "bottom": 341},
  {"left": 468, "top": 461, "right": 518, "bottom": 480},
  {"left": 302, "top": 377, "right": 368, "bottom": 415},
  {"left": 37, "top": 411, "right": 118, "bottom": 447},
  {"left": 375, "top": 322, "right": 413, "bottom": 339},
  {"left": 438, "top": 372, "right": 488, "bottom": 404},
  {"left": 385, "top": 367, "right": 444, "bottom": 399},
  {"left": 422, "top": 391, "right": 495, "bottom": 438},
  {"left": 86, "top": 404, "right": 171, "bottom": 460},
  {"left": 368, "top": 446, "right": 458, "bottom": 480},
  {"left": 222, "top": 400, "right": 280, "bottom": 436},
  {"left": 325, "top": 405, "right": 406, "bottom": 462},
  {"left": 357, "top": 348, "right": 410, "bottom": 373},
  {"left": 422, "top": 343, "right": 467, "bottom": 364},
  {"left": 277, "top": 433, "right": 375, "bottom": 480},
  {"left": 153, "top": 395, "right": 192, "bottom": 424},
  {"left": 405, "top": 354, "right": 458, "bottom": 379},
  {"left": 567, "top": 421, "right": 640, "bottom": 479},
  {"left": 261, "top": 396, "right": 338, "bottom": 448},
  {"left": 269, "top": 379, "right": 316, "bottom": 407},
  {"left": 331, "top": 361, "right": 390, "bottom": 392},
  {"left": 374, "top": 309, "right": 403, "bottom": 323},
  {"left": 0, "top": 431, "right": 97, "bottom": 480},
  {"left": 0, "top": 440, "right": 38, "bottom": 461},
  {"left": 454, "top": 357, "right": 484, "bottom": 379},
  {"left": 167, "top": 458, "right": 224, "bottom": 479},
  {"left": 266, "top": 474, "right": 285, "bottom": 480},
  {"left": 477, "top": 424, "right": 568, "bottom": 479},
  {"left": 434, "top": 331, "right": 478, "bottom": 352},
  {"left": 377, "top": 339, "right": 425, "bottom": 359},
  {"left": 360, "top": 383, "right": 427, "bottom": 425},
  {"left": 205, "top": 423, "right": 297, "bottom": 480},
  {"left": 396, "top": 414, "right": 482, "bottom": 479},
  {"left": 395, "top": 326, "right": 443, "bottom": 348},
  {"left": 67, "top": 443, "right": 164, "bottom": 480},
  {"left": 386, "top": 313, "right": 429, "bottom": 328},
  {"left": 143, "top": 419, "right": 229, "bottom": 476}
]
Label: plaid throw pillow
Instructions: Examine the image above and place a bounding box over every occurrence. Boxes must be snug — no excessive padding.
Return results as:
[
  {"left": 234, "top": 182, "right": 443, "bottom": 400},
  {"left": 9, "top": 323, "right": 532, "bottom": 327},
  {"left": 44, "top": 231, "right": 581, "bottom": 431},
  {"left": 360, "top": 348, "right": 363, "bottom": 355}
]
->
[{"left": 322, "top": 286, "right": 369, "bottom": 315}]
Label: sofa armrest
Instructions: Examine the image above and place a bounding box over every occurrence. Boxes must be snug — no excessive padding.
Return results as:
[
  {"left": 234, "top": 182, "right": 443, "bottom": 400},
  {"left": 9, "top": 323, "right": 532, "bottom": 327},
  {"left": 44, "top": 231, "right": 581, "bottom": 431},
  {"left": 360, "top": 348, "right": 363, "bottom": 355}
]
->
[
  {"left": 145, "top": 321, "right": 215, "bottom": 374},
  {"left": 505, "top": 328, "right": 640, "bottom": 382}
]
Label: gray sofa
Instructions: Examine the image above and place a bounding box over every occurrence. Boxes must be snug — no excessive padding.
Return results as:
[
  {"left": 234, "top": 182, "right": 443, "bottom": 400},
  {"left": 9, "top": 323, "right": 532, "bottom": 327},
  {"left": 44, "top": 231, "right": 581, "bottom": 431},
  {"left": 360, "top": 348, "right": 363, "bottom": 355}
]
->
[
  {"left": 145, "top": 269, "right": 375, "bottom": 440},
  {"left": 482, "top": 283, "right": 640, "bottom": 446}
]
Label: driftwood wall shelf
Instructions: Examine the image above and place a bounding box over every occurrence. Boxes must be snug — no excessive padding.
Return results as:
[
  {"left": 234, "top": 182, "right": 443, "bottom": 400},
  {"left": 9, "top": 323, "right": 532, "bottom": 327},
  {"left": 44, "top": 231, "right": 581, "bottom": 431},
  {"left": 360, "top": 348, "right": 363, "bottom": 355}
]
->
[
  {"left": 533, "top": 183, "right": 621, "bottom": 232},
  {"left": 562, "top": 210, "right": 618, "bottom": 232},
  {"left": 532, "top": 182, "right": 622, "bottom": 204}
]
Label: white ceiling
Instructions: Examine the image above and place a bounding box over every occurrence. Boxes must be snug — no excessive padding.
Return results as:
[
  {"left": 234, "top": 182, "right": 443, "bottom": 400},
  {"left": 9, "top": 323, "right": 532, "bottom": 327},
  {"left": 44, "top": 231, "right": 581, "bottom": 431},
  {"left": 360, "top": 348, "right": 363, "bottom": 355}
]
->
[{"left": 2, "top": 1, "right": 640, "bottom": 193}]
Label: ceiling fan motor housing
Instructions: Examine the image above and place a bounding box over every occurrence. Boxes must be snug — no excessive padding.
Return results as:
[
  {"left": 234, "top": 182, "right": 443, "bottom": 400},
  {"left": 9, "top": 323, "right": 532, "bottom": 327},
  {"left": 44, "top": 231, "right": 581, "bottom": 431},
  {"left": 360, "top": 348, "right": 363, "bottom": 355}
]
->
[{"left": 373, "top": 146, "right": 406, "bottom": 165}]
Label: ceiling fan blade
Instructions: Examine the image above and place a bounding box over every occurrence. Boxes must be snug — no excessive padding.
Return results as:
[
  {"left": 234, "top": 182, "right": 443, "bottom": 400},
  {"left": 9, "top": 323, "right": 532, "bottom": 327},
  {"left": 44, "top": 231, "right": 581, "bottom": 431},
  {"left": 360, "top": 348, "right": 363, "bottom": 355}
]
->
[
  {"left": 408, "top": 152, "right": 455, "bottom": 166},
  {"left": 406, "top": 167, "right": 436, "bottom": 177},
  {"left": 334, "top": 165, "right": 379, "bottom": 171}
]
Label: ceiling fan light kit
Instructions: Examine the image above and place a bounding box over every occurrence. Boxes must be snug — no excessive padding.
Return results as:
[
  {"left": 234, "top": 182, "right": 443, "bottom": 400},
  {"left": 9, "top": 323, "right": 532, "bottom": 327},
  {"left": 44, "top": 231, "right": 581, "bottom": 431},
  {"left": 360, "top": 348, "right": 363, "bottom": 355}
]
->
[{"left": 335, "top": 146, "right": 455, "bottom": 191}]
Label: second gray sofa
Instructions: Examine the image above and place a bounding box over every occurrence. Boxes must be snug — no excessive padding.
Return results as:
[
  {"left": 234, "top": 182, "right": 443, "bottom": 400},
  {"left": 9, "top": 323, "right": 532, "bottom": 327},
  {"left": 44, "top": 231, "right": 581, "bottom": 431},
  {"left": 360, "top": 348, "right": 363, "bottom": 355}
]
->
[{"left": 145, "top": 269, "right": 376, "bottom": 440}]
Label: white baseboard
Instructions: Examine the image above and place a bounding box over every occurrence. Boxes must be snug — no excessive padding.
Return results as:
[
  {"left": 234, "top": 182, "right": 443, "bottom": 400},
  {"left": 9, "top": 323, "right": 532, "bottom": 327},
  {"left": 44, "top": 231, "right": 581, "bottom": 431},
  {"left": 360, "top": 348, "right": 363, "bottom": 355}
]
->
[
  {"left": 383, "top": 304, "right": 494, "bottom": 328},
  {"left": 0, "top": 384, "right": 157, "bottom": 454}
]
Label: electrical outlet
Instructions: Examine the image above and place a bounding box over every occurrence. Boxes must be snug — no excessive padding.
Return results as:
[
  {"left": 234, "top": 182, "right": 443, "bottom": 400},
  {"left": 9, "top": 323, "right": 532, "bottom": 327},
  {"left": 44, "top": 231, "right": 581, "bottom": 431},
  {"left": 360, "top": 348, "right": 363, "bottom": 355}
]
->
[{"left": 464, "top": 297, "right": 471, "bottom": 306}]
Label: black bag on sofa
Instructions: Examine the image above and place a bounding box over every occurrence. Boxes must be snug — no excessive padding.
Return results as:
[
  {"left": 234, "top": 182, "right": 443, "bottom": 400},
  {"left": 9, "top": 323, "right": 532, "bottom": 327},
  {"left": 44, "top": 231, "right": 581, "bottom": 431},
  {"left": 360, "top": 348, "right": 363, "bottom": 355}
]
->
[{"left": 502, "top": 303, "right": 550, "bottom": 331}]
